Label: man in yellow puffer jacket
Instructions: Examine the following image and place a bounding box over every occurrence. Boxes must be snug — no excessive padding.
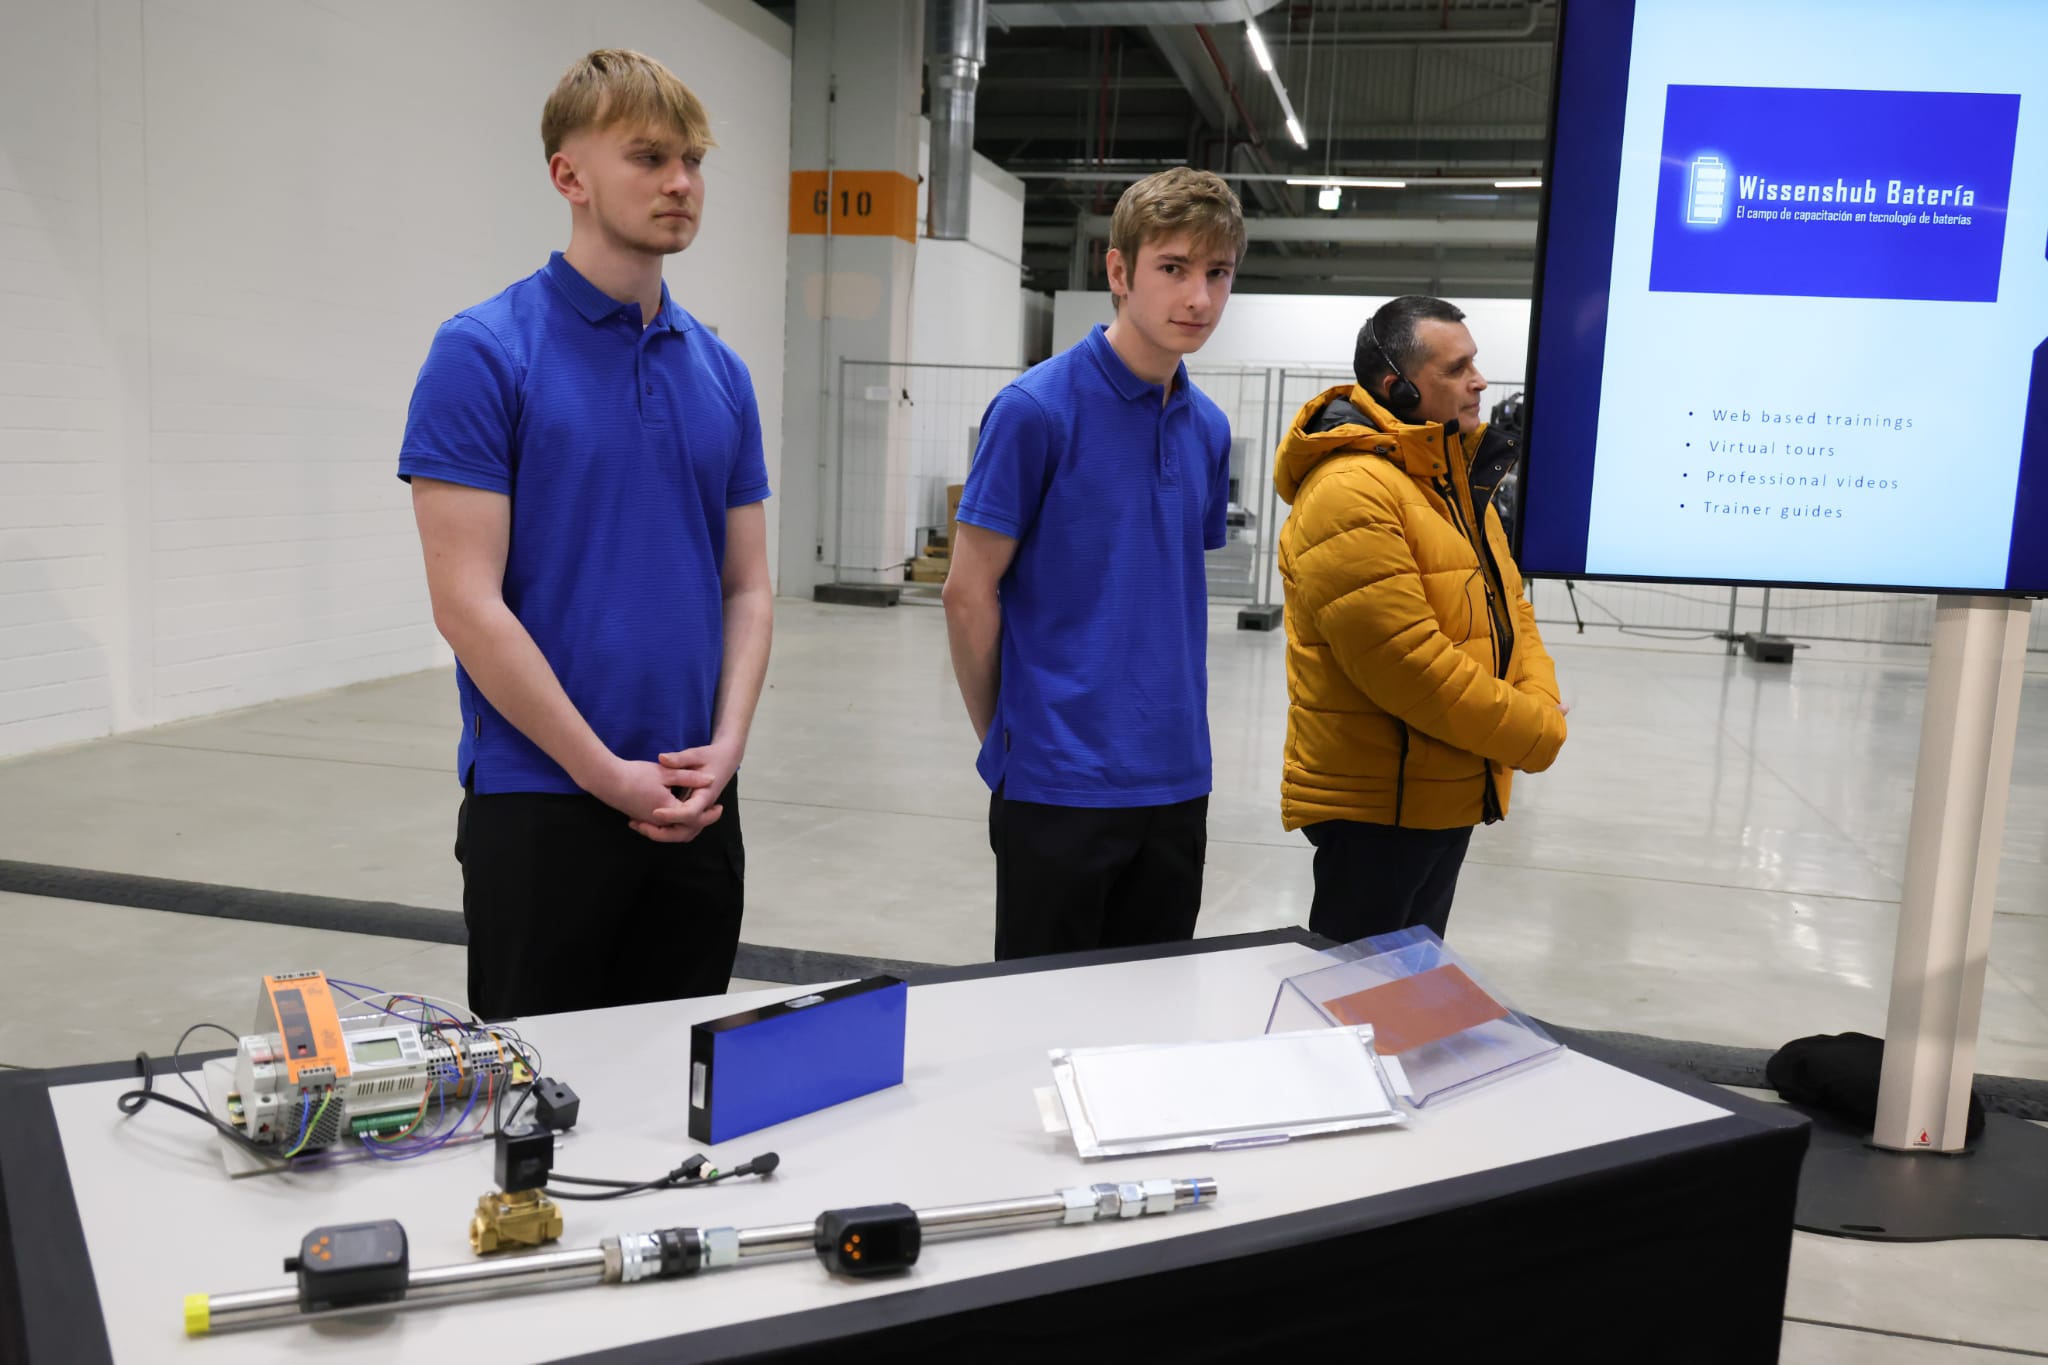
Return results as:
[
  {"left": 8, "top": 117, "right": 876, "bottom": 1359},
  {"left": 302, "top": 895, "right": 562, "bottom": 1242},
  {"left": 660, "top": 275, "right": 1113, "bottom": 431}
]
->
[{"left": 1275, "top": 296, "right": 1566, "bottom": 945}]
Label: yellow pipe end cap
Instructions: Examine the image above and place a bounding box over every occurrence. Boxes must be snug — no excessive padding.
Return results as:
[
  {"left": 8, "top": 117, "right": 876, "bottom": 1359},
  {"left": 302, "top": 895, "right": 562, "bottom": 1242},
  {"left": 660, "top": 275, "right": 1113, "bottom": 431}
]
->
[{"left": 183, "top": 1294, "right": 210, "bottom": 1336}]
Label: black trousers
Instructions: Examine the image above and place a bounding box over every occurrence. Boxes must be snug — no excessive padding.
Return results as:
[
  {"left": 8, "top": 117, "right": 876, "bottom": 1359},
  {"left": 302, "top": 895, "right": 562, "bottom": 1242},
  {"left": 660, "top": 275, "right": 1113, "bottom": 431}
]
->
[
  {"left": 456, "top": 776, "right": 744, "bottom": 1020},
  {"left": 988, "top": 787, "right": 1207, "bottom": 961},
  {"left": 1304, "top": 820, "right": 1473, "bottom": 947}
]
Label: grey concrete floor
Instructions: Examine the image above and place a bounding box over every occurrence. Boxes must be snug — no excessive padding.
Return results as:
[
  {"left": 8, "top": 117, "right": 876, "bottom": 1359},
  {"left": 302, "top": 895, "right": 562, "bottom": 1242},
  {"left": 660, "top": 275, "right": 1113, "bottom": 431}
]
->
[{"left": 2, "top": 599, "right": 2044, "bottom": 1361}]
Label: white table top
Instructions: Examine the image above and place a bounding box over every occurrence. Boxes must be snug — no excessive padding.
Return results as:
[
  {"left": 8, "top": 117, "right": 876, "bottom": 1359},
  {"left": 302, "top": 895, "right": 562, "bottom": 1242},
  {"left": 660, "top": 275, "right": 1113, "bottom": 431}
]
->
[{"left": 46, "top": 939, "right": 1730, "bottom": 1363}]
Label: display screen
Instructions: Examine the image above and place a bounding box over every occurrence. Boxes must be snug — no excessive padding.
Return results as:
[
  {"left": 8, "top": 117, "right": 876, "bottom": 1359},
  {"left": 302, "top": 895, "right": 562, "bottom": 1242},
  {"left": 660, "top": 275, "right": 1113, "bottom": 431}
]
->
[
  {"left": 350, "top": 1036, "right": 403, "bottom": 1064},
  {"left": 1519, "top": 0, "right": 2048, "bottom": 594}
]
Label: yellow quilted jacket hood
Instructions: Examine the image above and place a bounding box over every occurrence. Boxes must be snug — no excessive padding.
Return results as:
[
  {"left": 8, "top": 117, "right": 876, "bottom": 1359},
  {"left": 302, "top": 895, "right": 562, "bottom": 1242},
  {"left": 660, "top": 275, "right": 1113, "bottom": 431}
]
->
[{"left": 1273, "top": 384, "right": 1565, "bottom": 831}]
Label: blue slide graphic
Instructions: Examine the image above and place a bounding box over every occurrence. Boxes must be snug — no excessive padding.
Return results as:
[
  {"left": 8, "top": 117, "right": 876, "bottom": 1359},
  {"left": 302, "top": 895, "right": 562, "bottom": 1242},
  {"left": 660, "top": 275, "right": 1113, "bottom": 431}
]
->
[{"left": 1649, "top": 85, "right": 2020, "bottom": 303}]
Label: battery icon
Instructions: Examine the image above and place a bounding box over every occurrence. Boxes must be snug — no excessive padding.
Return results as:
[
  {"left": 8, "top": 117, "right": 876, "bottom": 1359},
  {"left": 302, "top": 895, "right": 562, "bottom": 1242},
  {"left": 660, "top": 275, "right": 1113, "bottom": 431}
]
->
[{"left": 1687, "top": 156, "right": 1728, "bottom": 225}]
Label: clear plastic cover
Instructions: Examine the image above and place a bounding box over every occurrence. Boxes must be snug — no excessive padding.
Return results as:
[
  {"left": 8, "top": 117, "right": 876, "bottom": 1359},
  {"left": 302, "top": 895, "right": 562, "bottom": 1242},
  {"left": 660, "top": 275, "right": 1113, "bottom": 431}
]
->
[{"left": 1266, "top": 927, "right": 1562, "bottom": 1107}]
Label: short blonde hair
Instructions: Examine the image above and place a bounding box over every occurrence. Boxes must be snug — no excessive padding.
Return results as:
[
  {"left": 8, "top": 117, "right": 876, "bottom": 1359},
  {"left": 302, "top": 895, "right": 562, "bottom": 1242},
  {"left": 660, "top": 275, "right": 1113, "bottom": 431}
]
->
[
  {"left": 541, "top": 49, "right": 715, "bottom": 160},
  {"left": 1109, "top": 167, "right": 1247, "bottom": 276}
]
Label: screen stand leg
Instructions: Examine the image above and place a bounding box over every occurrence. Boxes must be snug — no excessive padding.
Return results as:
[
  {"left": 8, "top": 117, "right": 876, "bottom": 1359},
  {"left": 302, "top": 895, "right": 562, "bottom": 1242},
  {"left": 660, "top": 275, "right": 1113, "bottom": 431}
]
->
[
  {"left": 1562, "top": 579, "right": 1586, "bottom": 633},
  {"left": 1874, "top": 594, "right": 2030, "bottom": 1153},
  {"left": 1790, "top": 595, "right": 2047, "bottom": 1242}
]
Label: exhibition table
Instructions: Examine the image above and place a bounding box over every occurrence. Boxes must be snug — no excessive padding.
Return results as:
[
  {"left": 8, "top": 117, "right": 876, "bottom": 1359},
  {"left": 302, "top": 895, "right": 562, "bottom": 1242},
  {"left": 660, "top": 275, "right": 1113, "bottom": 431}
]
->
[{"left": 0, "top": 929, "right": 1808, "bottom": 1363}]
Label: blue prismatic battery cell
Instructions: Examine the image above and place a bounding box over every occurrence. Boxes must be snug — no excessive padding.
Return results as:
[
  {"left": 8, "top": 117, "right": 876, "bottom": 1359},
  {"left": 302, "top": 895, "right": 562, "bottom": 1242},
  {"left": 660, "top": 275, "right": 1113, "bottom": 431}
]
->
[{"left": 688, "top": 976, "right": 908, "bottom": 1145}]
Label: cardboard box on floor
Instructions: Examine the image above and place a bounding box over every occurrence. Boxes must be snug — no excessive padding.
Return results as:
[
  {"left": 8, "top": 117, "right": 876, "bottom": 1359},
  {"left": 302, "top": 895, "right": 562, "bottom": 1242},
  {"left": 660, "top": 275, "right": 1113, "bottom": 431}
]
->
[{"left": 910, "top": 483, "right": 967, "bottom": 584}]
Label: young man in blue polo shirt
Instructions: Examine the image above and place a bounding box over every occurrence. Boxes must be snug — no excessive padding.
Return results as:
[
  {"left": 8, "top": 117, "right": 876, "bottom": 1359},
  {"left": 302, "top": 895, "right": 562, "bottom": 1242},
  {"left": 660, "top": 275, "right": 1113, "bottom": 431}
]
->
[
  {"left": 399, "top": 50, "right": 773, "bottom": 1018},
  {"left": 942, "top": 168, "right": 1244, "bottom": 960}
]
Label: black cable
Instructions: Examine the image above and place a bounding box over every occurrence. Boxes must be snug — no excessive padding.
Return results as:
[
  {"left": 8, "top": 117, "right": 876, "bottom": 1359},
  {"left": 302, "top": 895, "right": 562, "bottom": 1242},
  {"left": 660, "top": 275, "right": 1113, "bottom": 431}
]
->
[
  {"left": 548, "top": 1155, "right": 706, "bottom": 1190},
  {"left": 489, "top": 1032, "right": 545, "bottom": 1137},
  {"left": 1616, "top": 626, "right": 1723, "bottom": 641},
  {"left": 543, "top": 1152, "right": 779, "bottom": 1202},
  {"left": 115, "top": 1051, "right": 298, "bottom": 1163},
  {"left": 170, "top": 1022, "right": 242, "bottom": 1110},
  {"left": 1570, "top": 585, "right": 1724, "bottom": 641},
  {"left": 545, "top": 1181, "right": 684, "bottom": 1202}
]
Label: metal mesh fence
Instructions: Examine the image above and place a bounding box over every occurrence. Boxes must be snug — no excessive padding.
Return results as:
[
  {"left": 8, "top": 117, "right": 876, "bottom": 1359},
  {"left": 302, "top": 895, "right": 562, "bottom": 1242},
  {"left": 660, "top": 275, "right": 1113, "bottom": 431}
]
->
[
  {"left": 1189, "top": 366, "right": 1278, "bottom": 601},
  {"left": 827, "top": 358, "right": 2044, "bottom": 650},
  {"left": 831, "top": 360, "right": 1021, "bottom": 582}
]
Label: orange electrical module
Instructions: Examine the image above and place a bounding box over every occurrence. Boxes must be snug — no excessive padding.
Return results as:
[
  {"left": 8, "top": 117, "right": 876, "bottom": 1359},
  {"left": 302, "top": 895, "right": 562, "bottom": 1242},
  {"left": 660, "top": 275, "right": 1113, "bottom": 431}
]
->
[{"left": 255, "top": 972, "right": 352, "bottom": 1087}]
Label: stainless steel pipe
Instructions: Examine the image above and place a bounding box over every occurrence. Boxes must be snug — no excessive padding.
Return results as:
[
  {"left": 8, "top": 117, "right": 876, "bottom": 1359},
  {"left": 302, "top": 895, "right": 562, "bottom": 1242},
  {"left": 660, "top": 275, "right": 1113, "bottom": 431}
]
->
[{"left": 188, "top": 1176, "right": 1216, "bottom": 1336}]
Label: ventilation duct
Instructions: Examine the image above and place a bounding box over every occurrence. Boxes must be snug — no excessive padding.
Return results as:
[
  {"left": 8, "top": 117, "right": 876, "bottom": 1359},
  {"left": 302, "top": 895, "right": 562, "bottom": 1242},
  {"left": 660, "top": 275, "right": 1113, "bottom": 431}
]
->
[{"left": 926, "top": 0, "right": 988, "bottom": 240}]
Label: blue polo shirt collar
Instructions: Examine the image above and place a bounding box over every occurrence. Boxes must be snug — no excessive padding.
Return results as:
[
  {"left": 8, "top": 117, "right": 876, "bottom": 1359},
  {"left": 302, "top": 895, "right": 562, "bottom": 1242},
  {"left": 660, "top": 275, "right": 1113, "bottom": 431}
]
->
[
  {"left": 1084, "top": 324, "right": 1187, "bottom": 405},
  {"left": 543, "top": 252, "right": 695, "bottom": 333}
]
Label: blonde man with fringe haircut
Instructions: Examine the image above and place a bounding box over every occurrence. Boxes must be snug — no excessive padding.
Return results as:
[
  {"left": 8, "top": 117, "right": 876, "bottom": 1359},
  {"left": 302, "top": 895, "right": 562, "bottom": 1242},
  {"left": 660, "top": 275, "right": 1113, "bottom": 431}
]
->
[
  {"left": 944, "top": 167, "right": 1246, "bottom": 960},
  {"left": 399, "top": 50, "right": 774, "bottom": 1017}
]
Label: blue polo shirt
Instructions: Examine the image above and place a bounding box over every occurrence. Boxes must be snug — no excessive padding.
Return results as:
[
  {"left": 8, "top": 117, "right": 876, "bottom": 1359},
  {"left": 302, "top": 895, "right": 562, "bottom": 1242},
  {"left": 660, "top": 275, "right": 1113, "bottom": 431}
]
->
[
  {"left": 957, "top": 324, "right": 1231, "bottom": 807},
  {"left": 397, "top": 253, "right": 771, "bottom": 794}
]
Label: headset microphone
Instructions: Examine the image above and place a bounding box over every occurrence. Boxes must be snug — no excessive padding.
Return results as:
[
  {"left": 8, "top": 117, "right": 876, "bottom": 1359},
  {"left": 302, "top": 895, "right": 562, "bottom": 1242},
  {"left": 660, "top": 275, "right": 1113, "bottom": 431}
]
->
[{"left": 1366, "top": 316, "right": 1421, "bottom": 416}]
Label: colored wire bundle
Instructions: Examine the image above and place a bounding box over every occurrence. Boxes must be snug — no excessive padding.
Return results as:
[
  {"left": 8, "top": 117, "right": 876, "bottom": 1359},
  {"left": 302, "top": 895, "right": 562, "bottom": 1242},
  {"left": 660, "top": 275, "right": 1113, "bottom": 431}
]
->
[
  {"left": 321, "top": 977, "right": 542, "bottom": 1161},
  {"left": 117, "top": 977, "right": 545, "bottom": 1165},
  {"left": 353, "top": 1073, "right": 484, "bottom": 1163}
]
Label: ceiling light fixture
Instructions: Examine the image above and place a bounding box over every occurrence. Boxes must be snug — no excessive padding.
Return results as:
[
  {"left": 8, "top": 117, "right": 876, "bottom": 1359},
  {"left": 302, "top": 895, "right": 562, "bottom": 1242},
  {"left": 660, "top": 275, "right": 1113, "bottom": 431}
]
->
[
  {"left": 1316, "top": 185, "right": 1341, "bottom": 211},
  {"left": 1243, "top": 4, "right": 1306, "bottom": 148},
  {"left": 1494, "top": 178, "right": 1544, "bottom": 189},
  {"left": 1284, "top": 176, "right": 1407, "bottom": 189},
  {"left": 1245, "top": 22, "right": 1274, "bottom": 73}
]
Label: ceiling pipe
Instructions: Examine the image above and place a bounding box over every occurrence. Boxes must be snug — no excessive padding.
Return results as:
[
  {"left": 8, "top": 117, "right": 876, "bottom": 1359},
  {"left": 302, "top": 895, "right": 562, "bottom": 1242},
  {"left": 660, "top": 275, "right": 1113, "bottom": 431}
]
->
[
  {"left": 1190, "top": 22, "right": 1299, "bottom": 223},
  {"left": 1011, "top": 170, "right": 1540, "bottom": 186},
  {"left": 1008, "top": 155, "right": 1543, "bottom": 172},
  {"left": 1074, "top": 212, "right": 1537, "bottom": 245},
  {"left": 1263, "top": 4, "right": 1551, "bottom": 44},
  {"left": 926, "top": 0, "right": 989, "bottom": 241},
  {"left": 988, "top": 0, "right": 1282, "bottom": 26},
  {"left": 1192, "top": 22, "right": 1265, "bottom": 153}
]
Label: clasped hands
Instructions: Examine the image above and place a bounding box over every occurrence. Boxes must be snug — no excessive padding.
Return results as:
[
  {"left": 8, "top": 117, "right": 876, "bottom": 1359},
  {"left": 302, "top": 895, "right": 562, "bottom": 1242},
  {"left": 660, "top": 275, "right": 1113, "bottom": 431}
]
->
[{"left": 588, "top": 742, "right": 738, "bottom": 843}]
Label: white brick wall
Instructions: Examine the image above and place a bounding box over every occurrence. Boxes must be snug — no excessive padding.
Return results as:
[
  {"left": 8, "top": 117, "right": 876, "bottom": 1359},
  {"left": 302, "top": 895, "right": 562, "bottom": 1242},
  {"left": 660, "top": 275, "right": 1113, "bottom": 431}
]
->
[
  {"left": 0, "top": 1, "right": 118, "bottom": 754},
  {"left": 0, "top": 0, "right": 793, "bottom": 756}
]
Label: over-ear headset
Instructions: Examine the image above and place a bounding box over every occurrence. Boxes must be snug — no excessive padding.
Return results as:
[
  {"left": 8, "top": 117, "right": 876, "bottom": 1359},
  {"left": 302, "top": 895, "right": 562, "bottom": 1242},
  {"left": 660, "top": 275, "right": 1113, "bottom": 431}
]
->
[{"left": 1365, "top": 316, "right": 1421, "bottom": 416}]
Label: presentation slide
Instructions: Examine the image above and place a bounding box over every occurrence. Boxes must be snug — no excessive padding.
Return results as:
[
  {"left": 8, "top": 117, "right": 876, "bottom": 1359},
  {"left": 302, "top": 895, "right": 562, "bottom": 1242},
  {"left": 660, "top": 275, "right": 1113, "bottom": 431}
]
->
[{"left": 1520, "top": 0, "right": 2048, "bottom": 595}]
